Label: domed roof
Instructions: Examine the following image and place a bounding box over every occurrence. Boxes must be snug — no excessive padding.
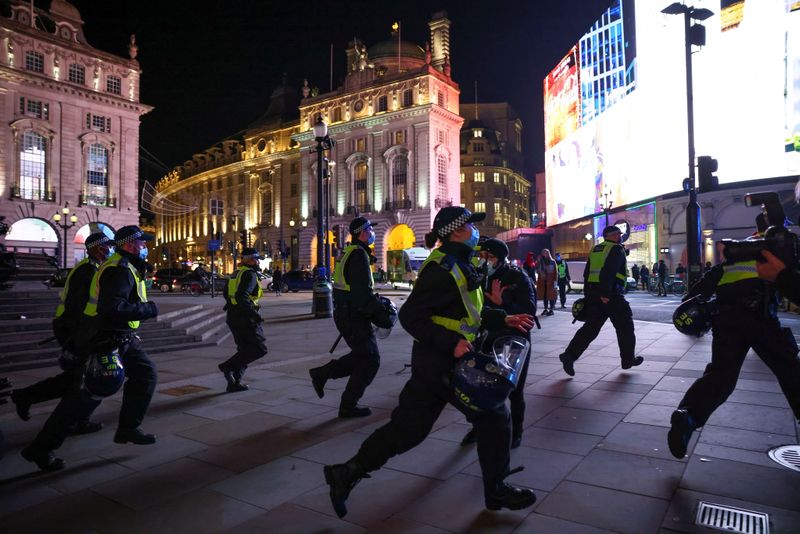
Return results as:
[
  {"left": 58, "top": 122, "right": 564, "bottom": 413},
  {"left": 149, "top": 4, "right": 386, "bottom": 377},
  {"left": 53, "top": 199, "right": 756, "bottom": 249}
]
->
[
  {"left": 368, "top": 40, "right": 425, "bottom": 61},
  {"left": 49, "top": 0, "right": 82, "bottom": 22}
]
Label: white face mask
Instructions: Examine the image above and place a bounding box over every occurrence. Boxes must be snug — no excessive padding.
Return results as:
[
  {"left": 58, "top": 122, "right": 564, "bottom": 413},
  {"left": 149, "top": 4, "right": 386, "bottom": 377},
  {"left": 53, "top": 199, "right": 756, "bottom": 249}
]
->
[{"left": 487, "top": 261, "right": 499, "bottom": 276}]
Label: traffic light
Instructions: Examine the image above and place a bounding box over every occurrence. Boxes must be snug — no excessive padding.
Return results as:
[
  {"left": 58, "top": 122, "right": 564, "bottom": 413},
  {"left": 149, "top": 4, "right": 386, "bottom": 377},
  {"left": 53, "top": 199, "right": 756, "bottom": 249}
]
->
[
  {"left": 239, "top": 229, "right": 248, "bottom": 247},
  {"left": 697, "top": 155, "right": 718, "bottom": 193}
]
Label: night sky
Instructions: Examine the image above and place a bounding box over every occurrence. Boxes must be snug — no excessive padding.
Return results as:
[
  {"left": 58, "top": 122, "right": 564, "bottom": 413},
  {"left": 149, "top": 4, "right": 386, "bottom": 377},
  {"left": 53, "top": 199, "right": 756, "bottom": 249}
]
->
[{"left": 67, "top": 0, "right": 612, "bottom": 182}]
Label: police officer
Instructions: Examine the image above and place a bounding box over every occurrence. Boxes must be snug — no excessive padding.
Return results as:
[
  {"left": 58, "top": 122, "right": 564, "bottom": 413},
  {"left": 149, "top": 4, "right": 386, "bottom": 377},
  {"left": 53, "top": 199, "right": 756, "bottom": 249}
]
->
[
  {"left": 559, "top": 225, "right": 641, "bottom": 376},
  {"left": 11, "top": 232, "right": 113, "bottom": 433},
  {"left": 219, "top": 247, "right": 267, "bottom": 392},
  {"left": 757, "top": 250, "right": 800, "bottom": 304},
  {"left": 668, "top": 248, "right": 800, "bottom": 459},
  {"left": 21, "top": 225, "right": 159, "bottom": 471},
  {"left": 555, "top": 252, "right": 571, "bottom": 308},
  {"left": 323, "top": 207, "right": 536, "bottom": 518},
  {"left": 309, "top": 217, "right": 380, "bottom": 418},
  {"left": 461, "top": 238, "right": 536, "bottom": 449}
]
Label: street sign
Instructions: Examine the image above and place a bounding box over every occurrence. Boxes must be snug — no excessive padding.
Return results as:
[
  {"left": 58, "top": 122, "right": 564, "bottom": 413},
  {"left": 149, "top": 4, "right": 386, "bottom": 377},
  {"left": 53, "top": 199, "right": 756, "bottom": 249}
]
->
[{"left": 208, "top": 239, "right": 221, "bottom": 251}]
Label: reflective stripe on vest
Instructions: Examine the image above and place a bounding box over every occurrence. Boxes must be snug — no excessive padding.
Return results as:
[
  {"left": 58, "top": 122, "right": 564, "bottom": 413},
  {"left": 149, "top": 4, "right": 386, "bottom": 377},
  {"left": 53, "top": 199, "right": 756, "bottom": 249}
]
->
[
  {"left": 557, "top": 261, "right": 567, "bottom": 278},
  {"left": 587, "top": 241, "right": 627, "bottom": 283},
  {"left": 55, "top": 258, "right": 93, "bottom": 318},
  {"left": 332, "top": 244, "right": 374, "bottom": 292},
  {"left": 83, "top": 253, "right": 147, "bottom": 329},
  {"left": 228, "top": 266, "right": 263, "bottom": 306},
  {"left": 718, "top": 260, "right": 758, "bottom": 286},
  {"left": 422, "top": 249, "right": 484, "bottom": 343}
]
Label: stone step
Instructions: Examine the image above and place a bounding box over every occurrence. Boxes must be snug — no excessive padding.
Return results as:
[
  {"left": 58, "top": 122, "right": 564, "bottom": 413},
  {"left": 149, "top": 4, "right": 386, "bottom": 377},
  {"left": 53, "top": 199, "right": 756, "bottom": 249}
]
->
[{"left": 0, "top": 317, "right": 175, "bottom": 334}]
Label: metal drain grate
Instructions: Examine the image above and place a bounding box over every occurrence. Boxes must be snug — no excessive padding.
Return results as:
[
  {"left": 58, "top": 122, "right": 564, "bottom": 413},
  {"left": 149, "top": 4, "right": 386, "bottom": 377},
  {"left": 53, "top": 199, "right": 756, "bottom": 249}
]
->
[
  {"left": 768, "top": 445, "right": 800, "bottom": 473},
  {"left": 696, "top": 502, "right": 769, "bottom": 534}
]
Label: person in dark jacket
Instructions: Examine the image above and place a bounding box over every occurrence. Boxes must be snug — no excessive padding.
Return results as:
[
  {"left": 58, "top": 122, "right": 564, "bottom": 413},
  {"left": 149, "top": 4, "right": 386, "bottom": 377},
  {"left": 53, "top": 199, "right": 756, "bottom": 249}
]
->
[
  {"left": 10, "top": 232, "right": 113, "bottom": 433},
  {"left": 322, "top": 207, "right": 537, "bottom": 518},
  {"left": 559, "top": 225, "right": 641, "bottom": 376},
  {"left": 309, "top": 217, "right": 381, "bottom": 418},
  {"left": 555, "top": 252, "right": 571, "bottom": 308},
  {"left": 656, "top": 259, "right": 668, "bottom": 296},
  {"left": 461, "top": 238, "right": 537, "bottom": 449},
  {"left": 639, "top": 264, "right": 650, "bottom": 290},
  {"left": 272, "top": 267, "right": 283, "bottom": 296},
  {"left": 220, "top": 248, "right": 267, "bottom": 392},
  {"left": 631, "top": 264, "right": 640, "bottom": 288},
  {"left": 21, "top": 226, "right": 159, "bottom": 471}
]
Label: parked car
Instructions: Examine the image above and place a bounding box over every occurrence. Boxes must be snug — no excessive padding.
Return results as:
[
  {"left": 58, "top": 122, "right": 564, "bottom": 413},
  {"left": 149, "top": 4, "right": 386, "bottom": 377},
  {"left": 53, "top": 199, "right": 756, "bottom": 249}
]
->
[
  {"left": 154, "top": 268, "right": 189, "bottom": 292},
  {"left": 278, "top": 270, "right": 315, "bottom": 292}
]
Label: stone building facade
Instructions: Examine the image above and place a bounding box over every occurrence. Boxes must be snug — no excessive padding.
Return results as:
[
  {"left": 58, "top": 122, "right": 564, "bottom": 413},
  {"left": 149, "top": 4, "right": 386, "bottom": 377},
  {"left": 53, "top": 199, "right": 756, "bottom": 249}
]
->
[{"left": 0, "top": 0, "right": 150, "bottom": 266}]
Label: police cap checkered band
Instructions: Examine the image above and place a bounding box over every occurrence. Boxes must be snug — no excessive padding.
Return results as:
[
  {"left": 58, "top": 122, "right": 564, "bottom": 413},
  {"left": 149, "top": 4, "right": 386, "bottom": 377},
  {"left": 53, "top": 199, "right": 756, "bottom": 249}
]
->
[
  {"left": 85, "top": 232, "right": 112, "bottom": 249},
  {"left": 114, "top": 225, "right": 154, "bottom": 246},
  {"left": 433, "top": 207, "right": 486, "bottom": 237},
  {"left": 349, "top": 217, "right": 373, "bottom": 235},
  {"left": 437, "top": 212, "right": 470, "bottom": 237},
  {"left": 241, "top": 247, "right": 261, "bottom": 259}
]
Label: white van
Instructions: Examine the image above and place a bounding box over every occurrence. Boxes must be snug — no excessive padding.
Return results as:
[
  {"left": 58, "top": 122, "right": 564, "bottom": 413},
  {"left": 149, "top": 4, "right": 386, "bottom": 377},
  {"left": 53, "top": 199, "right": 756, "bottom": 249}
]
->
[{"left": 566, "top": 260, "right": 637, "bottom": 293}]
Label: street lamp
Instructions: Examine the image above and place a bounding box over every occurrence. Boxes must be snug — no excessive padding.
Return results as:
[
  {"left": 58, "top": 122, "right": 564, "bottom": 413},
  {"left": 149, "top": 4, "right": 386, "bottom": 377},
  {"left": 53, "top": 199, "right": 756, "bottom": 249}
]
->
[
  {"left": 600, "top": 186, "right": 614, "bottom": 226},
  {"left": 312, "top": 118, "right": 334, "bottom": 318},
  {"left": 52, "top": 203, "right": 78, "bottom": 268},
  {"left": 662, "top": 2, "right": 713, "bottom": 290}
]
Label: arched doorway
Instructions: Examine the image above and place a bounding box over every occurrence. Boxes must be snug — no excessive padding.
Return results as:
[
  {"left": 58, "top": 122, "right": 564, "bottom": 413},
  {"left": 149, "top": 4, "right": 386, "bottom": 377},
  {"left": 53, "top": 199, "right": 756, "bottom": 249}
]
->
[
  {"left": 73, "top": 222, "right": 115, "bottom": 262},
  {"left": 385, "top": 224, "right": 416, "bottom": 283},
  {"left": 310, "top": 230, "right": 337, "bottom": 274},
  {"left": 5, "top": 217, "right": 59, "bottom": 256}
]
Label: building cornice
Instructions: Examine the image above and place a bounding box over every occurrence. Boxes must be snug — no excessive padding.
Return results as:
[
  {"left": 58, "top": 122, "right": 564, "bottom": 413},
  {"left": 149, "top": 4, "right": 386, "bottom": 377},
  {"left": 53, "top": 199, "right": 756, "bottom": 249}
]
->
[{"left": 293, "top": 105, "right": 434, "bottom": 143}]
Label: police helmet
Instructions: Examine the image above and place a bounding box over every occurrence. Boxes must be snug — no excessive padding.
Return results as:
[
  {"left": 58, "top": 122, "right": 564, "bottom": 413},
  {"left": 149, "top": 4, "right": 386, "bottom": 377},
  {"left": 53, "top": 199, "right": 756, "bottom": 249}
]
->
[
  {"left": 83, "top": 350, "right": 125, "bottom": 399},
  {"left": 370, "top": 296, "right": 398, "bottom": 330},
  {"left": 571, "top": 298, "right": 587, "bottom": 324},
  {"left": 452, "top": 350, "right": 517, "bottom": 412},
  {"left": 672, "top": 295, "right": 715, "bottom": 337}
]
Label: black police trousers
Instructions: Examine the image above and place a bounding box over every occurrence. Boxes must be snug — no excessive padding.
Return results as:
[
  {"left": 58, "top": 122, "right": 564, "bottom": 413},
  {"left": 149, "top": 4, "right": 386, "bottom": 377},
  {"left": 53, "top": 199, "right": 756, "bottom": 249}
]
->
[
  {"left": 509, "top": 346, "right": 532, "bottom": 437},
  {"left": 678, "top": 318, "right": 800, "bottom": 425},
  {"left": 558, "top": 279, "right": 569, "bottom": 306},
  {"left": 563, "top": 295, "right": 636, "bottom": 362},
  {"left": 328, "top": 314, "right": 380, "bottom": 408},
  {"left": 221, "top": 311, "right": 268, "bottom": 373},
  {"left": 26, "top": 335, "right": 157, "bottom": 455},
  {"left": 354, "top": 372, "right": 512, "bottom": 495}
]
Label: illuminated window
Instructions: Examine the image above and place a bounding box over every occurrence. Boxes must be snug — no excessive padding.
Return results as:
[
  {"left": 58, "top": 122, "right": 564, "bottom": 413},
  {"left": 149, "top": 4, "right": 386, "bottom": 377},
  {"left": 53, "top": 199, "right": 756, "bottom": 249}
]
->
[
  {"left": 394, "top": 130, "right": 405, "bottom": 145},
  {"left": 377, "top": 95, "right": 388, "bottom": 112},
  {"left": 493, "top": 172, "right": 500, "bottom": 183},
  {"left": 474, "top": 172, "right": 485, "bottom": 182},
  {"left": 437, "top": 155, "right": 448, "bottom": 202},
  {"left": 392, "top": 157, "right": 407, "bottom": 202},
  {"left": 106, "top": 75, "right": 121, "bottom": 95},
  {"left": 332, "top": 106, "right": 343, "bottom": 123},
  {"left": 355, "top": 137, "right": 366, "bottom": 152},
  {"left": 25, "top": 50, "right": 44, "bottom": 73},
  {"left": 402, "top": 89, "right": 413, "bottom": 107},
  {"left": 86, "top": 143, "right": 109, "bottom": 206},
  {"left": 460, "top": 172, "right": 465, "bottom": 183},
  {"left": 19, "top": 131, "right": 47, "bottom": 200},
  {"left": 355, "top": 162, "right": 368, "bottom": 210},
  {"left": 494, "top": 202, "right": 500, "bottom": 214},
  {"left": 473, "top": 130, "right": 482, "bottom": 138},
  {"left": 68, "top": 63, "right": 85, "bottom": 85},
  {"left": 474, "top": 202, "right": 486, "bottom": 212}
]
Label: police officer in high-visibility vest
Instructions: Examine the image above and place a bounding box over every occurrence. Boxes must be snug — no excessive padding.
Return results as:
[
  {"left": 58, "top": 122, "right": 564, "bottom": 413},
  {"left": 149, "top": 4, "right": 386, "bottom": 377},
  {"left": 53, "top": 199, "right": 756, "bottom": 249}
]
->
[
  {"left": 555, "top": 252, "right": 571, "bottom": 308},
  {"left": 309, "top": 217, "right": 380, "bottom": 418},
  {"left": 11, "top": 232, "right": 113, "bottom": 432},
  {"left": 668, "top": 242, "right": 800, "bottom": 459},
  {"left": 219, "top": 247, "right": 267, "bottom": 392},
  {"left": 323, "top": 207, "right": 537, "bottom": 518},
  {"left": 21, "top": 226, "right": 159, "bottom": 472},
  {"left": 559, "top": 225, "right": 641, "bottom": 376}
]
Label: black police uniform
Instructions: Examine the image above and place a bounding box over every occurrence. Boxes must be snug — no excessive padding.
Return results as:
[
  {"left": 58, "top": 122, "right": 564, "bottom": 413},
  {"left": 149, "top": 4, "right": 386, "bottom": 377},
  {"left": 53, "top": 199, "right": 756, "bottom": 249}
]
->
[
  {"left": 220, "top": 263, "right": 267, "bottom": 380},
  {"left": 775, "top": 267, "right": 800, "bottom": 306},
  {"left": 22, "top": 248, "right": 158, "bottom": 469},
  {"left": 669, "top": 262, "right": 800, "bottom": 457},
  {"left": 311, "top": 238, "right": 380, "bottom": 416},
  {"left": 560, "top": 238, "right": 639, "bottom": 374},
  {"left": 556, "top": 258, "right": 571, "bottom": 307}
]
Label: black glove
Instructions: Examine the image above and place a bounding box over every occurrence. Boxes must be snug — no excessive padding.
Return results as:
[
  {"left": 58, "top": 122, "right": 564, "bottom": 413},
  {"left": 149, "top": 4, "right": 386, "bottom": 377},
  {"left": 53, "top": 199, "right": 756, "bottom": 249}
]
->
[{"left": 146, "top": 301, "right": 159, "bottom": 318}]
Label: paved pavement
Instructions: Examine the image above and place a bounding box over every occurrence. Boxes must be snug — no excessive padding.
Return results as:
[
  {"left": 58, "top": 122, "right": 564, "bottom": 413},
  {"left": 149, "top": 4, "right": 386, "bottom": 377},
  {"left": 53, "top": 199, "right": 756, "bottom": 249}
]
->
[{"left": 1, "top": 291, "right": 799, "bottom": 533}]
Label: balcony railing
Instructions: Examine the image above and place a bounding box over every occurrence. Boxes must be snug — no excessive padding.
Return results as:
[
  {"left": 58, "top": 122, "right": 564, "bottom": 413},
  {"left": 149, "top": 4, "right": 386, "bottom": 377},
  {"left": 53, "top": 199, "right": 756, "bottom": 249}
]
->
[
  {"left": 10, "top": 186, "right": 55, "bottom": 202},
  {"left": 384, "top": 198, "right": 412, "bottom": 211},
  {"left": 434, "top": 197, "right": 453, "bottom": 208},
  {"left": 79, "top": 193, "right": 117, "bottom": 207},
  {"left": 346, "top": 203, "right": 372, "bottom": 215}
]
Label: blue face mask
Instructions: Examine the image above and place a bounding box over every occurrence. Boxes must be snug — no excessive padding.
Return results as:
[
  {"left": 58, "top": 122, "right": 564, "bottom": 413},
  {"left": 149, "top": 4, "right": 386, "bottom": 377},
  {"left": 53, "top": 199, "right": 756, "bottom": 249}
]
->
[
  {"left": 464, "top": 225, "right": 480, "bottom": 248},
  {"left": 138, "top": 246, "right": 149, "bottom": 260},
  {"left": 105, "top": 247, "right": 115, "bottom": 259},
  {"left": 487, "top": 261, "right": 498, "bottom": 277},
  {"left": 366, "top": 230, "right": 375, "bottom": 246}
]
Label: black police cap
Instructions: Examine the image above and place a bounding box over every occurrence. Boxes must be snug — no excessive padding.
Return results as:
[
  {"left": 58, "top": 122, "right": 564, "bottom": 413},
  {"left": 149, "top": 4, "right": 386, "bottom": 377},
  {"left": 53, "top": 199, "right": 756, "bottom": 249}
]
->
[
  {"left": 349, "top": 217, "right": 373, "bottom": 235},
  {"left": 433, "top": 206, "right": 485, "bottom": 237},
  {"left": 115, "top": 225, "right": 154, "bottom": 246},
  {"left": 480, "top": 238, "right": 509, "bottom": 262},
  {"left": 85, "top": 232, "right": 113, "bottom": 249},
  {"left": 602, "top": 225, "right": 621, "bottom": 238},
  {"left": 241, "top": 247, "right": 262, "bottom": 259}
]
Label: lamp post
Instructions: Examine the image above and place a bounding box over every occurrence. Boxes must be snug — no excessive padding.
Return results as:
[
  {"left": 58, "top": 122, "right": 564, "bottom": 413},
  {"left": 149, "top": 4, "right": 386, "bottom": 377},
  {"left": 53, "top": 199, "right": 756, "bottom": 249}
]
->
[
  {"left": 52, "top": 204, "right": 78, "bottom": 268},
  {"left": 312, "top": 118, "right": 334, "bottom": 318},
  {"left": 324, "top": 159, "right": 336, "bottom": 277},
  {"left": 662, "top": 2, "right": 713, "bottom": 290},
  {"left": 600, "top": 186, "right": 613, "bottom": 227}
]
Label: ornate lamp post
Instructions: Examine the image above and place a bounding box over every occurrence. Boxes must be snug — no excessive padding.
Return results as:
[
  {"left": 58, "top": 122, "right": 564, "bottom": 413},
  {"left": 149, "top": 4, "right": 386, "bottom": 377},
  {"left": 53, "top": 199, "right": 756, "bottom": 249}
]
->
[
  {"left": 311, "top": 118, "right": 334, "bottom": 318},
  {"left": 53, "top": 204, "right": 78, "bottom": 268}
]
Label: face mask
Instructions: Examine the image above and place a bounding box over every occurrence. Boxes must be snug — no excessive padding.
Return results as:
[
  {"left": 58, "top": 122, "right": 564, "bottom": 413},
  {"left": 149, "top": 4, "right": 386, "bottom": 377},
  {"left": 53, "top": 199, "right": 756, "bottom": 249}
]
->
[
  {"left": 487, "top": 261, "right": 499, "bottom": 277},
  {"left": 464, "top": 225, "right": 479, "bottom": 248},
  {"left": 366, "top": 231, "right": 375, "bottom": 246},
  {"left": 138, "top": 246, "right": 149, "bottom": 260},
  {"left": 105, "top": 247, "right": 115, "bottom": 259}
]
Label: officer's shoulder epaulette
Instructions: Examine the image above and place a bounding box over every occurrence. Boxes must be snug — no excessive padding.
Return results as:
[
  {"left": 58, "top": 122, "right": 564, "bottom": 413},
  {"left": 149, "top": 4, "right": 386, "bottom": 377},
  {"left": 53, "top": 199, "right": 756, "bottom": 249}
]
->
[{"left": 438, "top": 253, "right": 457, "bottom": 271}]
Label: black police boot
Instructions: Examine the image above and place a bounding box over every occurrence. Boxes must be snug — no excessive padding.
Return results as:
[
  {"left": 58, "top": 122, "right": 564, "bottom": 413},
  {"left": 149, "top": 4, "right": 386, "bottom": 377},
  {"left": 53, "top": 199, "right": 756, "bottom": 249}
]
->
[
  {"left": 21, "top": 447, "right": 65, "bottom": 472},
  {"left": 621, "top": 356, "right": 644, "bottom": 370},
  {"left": 338, "top": 405, "right": 371, "bottom": 418},
  {"left": 323, "top": 458, "right": 370, "bottom": 518},
  {"left": 511, "top": 429, "right": 523, "bottom": 449},
  {"left": 69, "top": 420, "right": 104, "bottom": 435},
  {"left": 668, "top": 409, "right": 697, "bottom": 459},
  {"left": 485, "top": 481, "right": 537, "bottom": 511},
  {"left": 309, "top": 364, "right": 330, "bottom": 399},
  {"left": 559, "top": 353, "right": 576, "bottom": 376},
  {"left": 11, "top": 390, "right": 31, "bottom": 421},
  {"left": 114, "top": 427, "right": 157, "bottom": 445},
  {"left": 219, "top": 364, "right": 248, "bottom": 392},
  {"left": 460, "top": 428, "right": 477, "bottom": 446}
]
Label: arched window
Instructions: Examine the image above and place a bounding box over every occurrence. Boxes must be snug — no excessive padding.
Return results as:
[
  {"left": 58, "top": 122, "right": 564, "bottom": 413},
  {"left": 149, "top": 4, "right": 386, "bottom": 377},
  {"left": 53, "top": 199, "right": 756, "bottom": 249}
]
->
[
  {"left": 436, "top": 154, "right": 448, "bottom": 205},
  {"left": 355, "top": 162, "right": 368, "bottom": 212},
  {"left": 86, "top": 143, "right": 109, "bottom": 206},
  {"left": 20, "top": 131, "right": 47, "bottom": 200},
  {"left": 392, "top": 157, "right": 408, "bottom": 203}
]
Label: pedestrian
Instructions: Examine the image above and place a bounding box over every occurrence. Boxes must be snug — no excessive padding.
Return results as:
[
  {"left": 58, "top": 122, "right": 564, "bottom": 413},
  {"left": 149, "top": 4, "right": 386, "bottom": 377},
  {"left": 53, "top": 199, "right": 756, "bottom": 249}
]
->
[
  {"left": 675, "top": 263, "right": 686, "bottom": 280},
  {"left": 322, "top": 206, "right": 536, "bottom": 518},
  {"left": 631, "top": 263, "right": 640, "bottom": 289},
  {"left": 461, "top": 238, "right": 536, "bottom": 449},
  {"left": 558, "top": 225, "right": 642, "bottom": 376},
  {"left": 21, "top": 225, "right": 160, "bottom": 471},
  {"left": 272, "top": 267, "right": 283, "bottom": 296},
  {"left": 640, "top": 264, "right": 650, "bottom": 290},
  {"left": 219, "top": 247, "right": 267, "bottom": 392},
  {"left": 703, "top": 261, "right": 712, "bottom": 274},
  {"left": 378, "top": 266, "right": 386, "bottom": 283},
  {"left": 668, "top": 233, "right": 800, "bottom": 459},
  {"left": 523, "top": 252, "right": 536, "bottom": 285},
  {"left": 11, "top": 232, "right": 112, "bottom": 433},
  {"left": 657, "top": 259, "right": 668, "bottom": 296},
  {"left": 555, "top": 252, "right": 571, "bottom": 308},
  {"left": 309, "top": 217, "right": 381, "bottom": 418},
  {"left": 536, "top": 249, "right": 558, "bottom": 315}
]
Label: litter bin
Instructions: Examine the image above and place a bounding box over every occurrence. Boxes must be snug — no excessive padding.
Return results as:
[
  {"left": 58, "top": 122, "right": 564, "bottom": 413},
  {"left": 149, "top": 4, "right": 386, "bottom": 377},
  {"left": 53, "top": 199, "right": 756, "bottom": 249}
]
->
[{"left": 312, "top": 268, "right": 333, "bottom": 318}]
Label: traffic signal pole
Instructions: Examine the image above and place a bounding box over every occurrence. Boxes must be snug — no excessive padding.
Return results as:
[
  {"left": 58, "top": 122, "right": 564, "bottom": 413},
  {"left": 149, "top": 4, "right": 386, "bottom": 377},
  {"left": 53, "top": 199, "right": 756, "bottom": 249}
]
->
[{"left": 682, "top": 7, "right": 702, "bottom": 291}]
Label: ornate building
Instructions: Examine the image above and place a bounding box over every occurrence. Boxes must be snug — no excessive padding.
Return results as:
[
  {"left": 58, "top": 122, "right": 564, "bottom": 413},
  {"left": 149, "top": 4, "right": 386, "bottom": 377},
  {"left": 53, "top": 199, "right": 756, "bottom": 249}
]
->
[
  {"left": 459, "top": 102, "right": 530, "bottom": 237},
  {"left": 155, "top": 12, "right": 463, "bottom": 274},
  {"left": 0, "top": 1, "right": 150, "bottom": 266}
]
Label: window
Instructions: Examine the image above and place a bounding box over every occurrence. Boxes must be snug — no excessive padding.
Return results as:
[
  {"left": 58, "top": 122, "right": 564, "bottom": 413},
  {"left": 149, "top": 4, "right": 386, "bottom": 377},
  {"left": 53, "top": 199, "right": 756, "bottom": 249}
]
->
[
  {"left": 290, "top": 183, "right": 298, "bottom": 196},
  {"left": 473, "top": 142, "right": 484, "bottom": 153},
  {"left": 460, "top": 172, "right": 465, "bottom": 183},
  {"left": 437, "top": 90, "right": 445, "bottom": 107},
  {"left": 355, "top": 137, "right": 366, "bottom": 152},
  {"left": 437, "top": 130, "right": 445, "bottom": 144},
  {"left": 392, "top": 157, "right": 408, "bottom": 202},
  {"left": 68, "top": 63, "right": 85, "bottom": 85},
  {"left": 290, "top": 162, "right": 299, "bottom": 174},
  {"left": 474, "top": 202, "right": 486, "bottom": 212},
  {"left": 332, "top": 106, "right": 343, "bottom": 123},
  {"left": 209, "top": 198, "right": 224, "bottom": 216},
  {"left": 394, "top": 130, "right": 405, "bottom": 145},
  {"left": 436, "top": 154, "right": 448, "bottom": 203},
  {"left": 25, "top": 51, "right": 44, "bottom": 73},
  {"left": 473, "top": 130, "right": 483, "bottom": 138},
  {"left": 20, "top": 131, "right": 47, "bottom": 200},
  {"left": 106, "top": 75, "right": 121, "bottom": 95},
  {"left": 86, "top": 114, "right": 111, "bottom": 133},
  {"left": 19, "top": 97, "right": 48, "bottom": 120},
  {"left": 402, "top": 89, "right": 413, "bottom": 107},
  {"left": 474, "top": 171, "right": 485, "bottom": 182},
  {"left": 355, "top": 162, "right": 368, "bottom": 210},
  {"left": 377, "top": 95, "right": 388, "bottom": 112},
  {"left": 494, "top": 202, "right": 501, "bottom": 214},
  {"left": 493, "top": 172, "right": 501, "bottom": 183},
  {"left": 86, "top": 143, "right": 109, "bottom": 206},
  {"left": 261, "top": 188, "right": 272, "bottom": 224}
]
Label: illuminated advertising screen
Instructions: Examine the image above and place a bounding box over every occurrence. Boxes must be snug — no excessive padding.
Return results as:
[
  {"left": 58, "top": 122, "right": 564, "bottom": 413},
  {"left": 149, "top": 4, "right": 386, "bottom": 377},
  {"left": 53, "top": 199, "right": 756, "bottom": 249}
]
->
[{"left": 544, "top": 0, "right": 800, "bottom": 225}]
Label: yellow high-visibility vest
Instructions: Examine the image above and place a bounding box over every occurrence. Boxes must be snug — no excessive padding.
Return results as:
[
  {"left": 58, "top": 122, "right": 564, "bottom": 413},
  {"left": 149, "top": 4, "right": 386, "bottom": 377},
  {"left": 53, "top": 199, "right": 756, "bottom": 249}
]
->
[
  {"left": 84, "top": 253, "right": 147, "bottom": 329},
  {"left": 228, "top": 266, "right": 263, "bottom": 306},
  {"left": 333, "top": 244, "right": 374, "bottom": 292},
  {"left": 55, "top": 258, "right": 94, "bottom": 318},
  {"left": 587, "top": 241, "right": 626, "bottom": 284}
]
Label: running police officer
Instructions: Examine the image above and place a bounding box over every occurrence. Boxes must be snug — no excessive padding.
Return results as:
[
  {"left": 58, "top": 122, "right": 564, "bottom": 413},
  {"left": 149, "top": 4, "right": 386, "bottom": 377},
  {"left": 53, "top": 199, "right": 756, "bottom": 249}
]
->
[
  {"left": 11, "top": 232, "right": 113, "bottom": 433},
  {"left": 309, "top": 217, "right": 380, "bottom": 418},
  {"left": 21, "top": 225, "right": 159, "bottom": 471},
  {"left": 668, "top": 248, "right": 800, "bottom": 459},
  {"left": 461, "top": 237, "right": 536, "bottom": 449},
  {"left": 559, "top": 225, "right": 641, "bottom": 376},
  {"left": 219, "top": 247, "right": 267, "bottom": 392},
  {"left": 323, "top": 207, "right": 537, "bottom": 518}
]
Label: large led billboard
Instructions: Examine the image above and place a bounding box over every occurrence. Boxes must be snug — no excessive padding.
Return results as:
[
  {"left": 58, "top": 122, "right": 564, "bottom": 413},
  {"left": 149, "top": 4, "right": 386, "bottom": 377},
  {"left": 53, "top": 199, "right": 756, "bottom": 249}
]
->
[{"left": 544, "top": 0, "right": 800, "bottom": 225}]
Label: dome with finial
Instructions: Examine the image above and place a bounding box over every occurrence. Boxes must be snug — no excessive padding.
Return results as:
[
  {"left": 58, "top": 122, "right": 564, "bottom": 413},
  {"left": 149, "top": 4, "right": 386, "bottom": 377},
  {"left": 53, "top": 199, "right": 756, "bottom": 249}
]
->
[
  {"left": 368, "top": 40, "right": 426, "bottom": 61},
  {"left": 49, "top": 0, "right": 82, "bottom": 23}
]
